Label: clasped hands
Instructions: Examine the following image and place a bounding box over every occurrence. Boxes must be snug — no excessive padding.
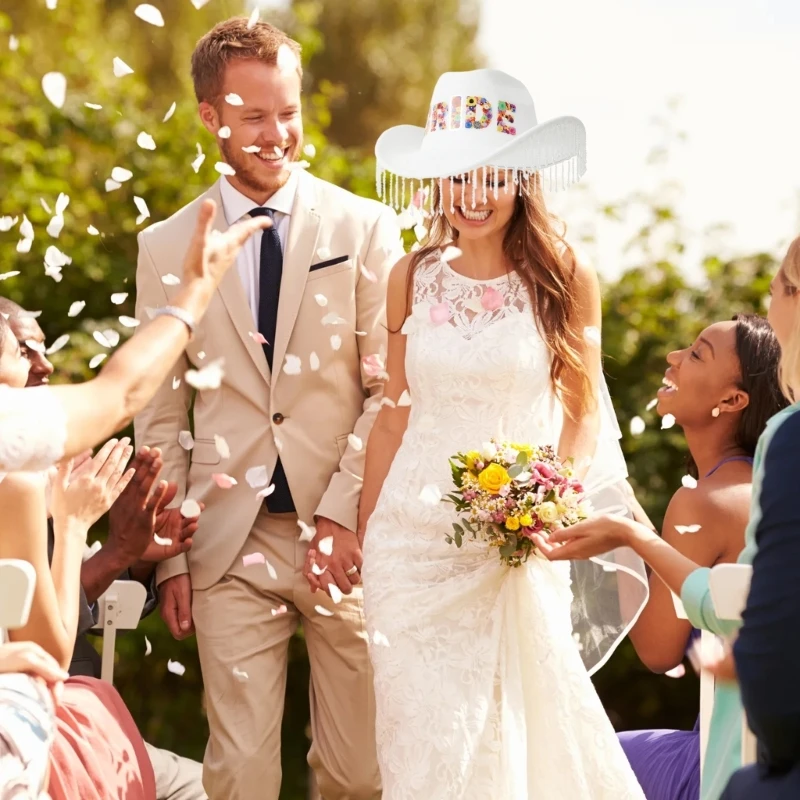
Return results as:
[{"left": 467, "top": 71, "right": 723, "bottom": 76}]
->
[{"left": 302, "top": 517, "right": 364, "bottom": 597}]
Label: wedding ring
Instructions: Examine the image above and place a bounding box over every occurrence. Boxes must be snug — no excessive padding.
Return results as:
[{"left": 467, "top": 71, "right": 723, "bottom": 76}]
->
[{"left": 345, "top": 565, "right": 359, "bottom": 577}]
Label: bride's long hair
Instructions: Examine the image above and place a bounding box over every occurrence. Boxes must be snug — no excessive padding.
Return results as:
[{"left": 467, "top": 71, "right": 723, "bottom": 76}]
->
[{"left": 397, "top": 172, "right": 593, "bottom": 417}]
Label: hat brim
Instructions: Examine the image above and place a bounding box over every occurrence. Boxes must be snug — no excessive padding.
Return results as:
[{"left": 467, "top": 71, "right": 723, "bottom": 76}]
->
[{"left": 375, "top": 116, "right": 586, "bottom": 181}]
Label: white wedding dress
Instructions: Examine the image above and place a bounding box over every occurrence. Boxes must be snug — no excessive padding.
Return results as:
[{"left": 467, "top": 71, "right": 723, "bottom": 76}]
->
[{"left": 361, "top": 250, "right": 648, "bottom": 800}]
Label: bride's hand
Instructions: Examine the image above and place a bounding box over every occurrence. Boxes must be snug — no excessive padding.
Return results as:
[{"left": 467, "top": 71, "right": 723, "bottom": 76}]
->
[{"left": 532, "top": 515, "right": 636, "bottom": 561}]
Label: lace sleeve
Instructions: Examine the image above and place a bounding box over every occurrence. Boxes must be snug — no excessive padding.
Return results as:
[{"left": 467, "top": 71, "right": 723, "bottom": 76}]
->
[{"left": 0, "top": 385, "right": 67, "bottom": 474}]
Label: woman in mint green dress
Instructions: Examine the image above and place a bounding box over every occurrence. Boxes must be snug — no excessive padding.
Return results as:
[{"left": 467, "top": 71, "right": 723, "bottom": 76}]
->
[{"left": 535, "top": 238, "right": 800, "bottom": 799}]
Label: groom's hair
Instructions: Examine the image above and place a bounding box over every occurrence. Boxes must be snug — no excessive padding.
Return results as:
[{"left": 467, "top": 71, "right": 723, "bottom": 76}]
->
[{"left": 191, "top": 17, "right": 303, "bottom": 108}]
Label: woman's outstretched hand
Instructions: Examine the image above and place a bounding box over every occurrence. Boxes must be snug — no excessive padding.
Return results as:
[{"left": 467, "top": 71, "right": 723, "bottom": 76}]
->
[{"left": 533, "top": 514, "right": 636, "bottom": 561}]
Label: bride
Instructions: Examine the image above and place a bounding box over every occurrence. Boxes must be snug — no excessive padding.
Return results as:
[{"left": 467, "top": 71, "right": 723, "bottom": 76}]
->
[{"left": 357, "top": 69, "right": 649, "bottom": 798}]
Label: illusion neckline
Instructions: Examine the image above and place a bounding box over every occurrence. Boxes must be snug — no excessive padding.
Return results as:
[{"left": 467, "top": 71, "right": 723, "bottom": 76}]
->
[{"left": 437, "top": 249, "right": 518, "bottom": 286}]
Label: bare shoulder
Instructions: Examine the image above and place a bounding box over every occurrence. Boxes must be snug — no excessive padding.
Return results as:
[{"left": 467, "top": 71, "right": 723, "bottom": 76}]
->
[{"left": 386, "top": 252, "right": 416, "bottom": 328}]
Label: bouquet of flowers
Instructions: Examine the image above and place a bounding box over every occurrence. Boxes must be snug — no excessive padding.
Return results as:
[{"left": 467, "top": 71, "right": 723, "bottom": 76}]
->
[{"left": 444, "top": 440, "right": 590, "bottom": 566}]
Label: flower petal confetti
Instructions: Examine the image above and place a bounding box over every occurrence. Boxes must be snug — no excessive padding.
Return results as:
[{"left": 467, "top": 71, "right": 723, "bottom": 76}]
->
[
  {"left": 0, "top": 216, "right": 18, "bottom": 232},
  {"left": 110, "top": 292, "right": 128, "bottom": 305},
  {"left": 414, "top": 223, "right": 427, "bottom": 242},
  {"left": 283, "top": 354, "right": 302, "bottom": 375},
  {"left": 397, "top": 390, "right": 412, "bottom": 407},
  {"left": 9, "top": 35, "right": 18, "bottom": 51},
  {"left": 297, "top": 521, "right": 316, "bottom": 542},
  {"left": 180, "top": 498, "right": 202, "bottom": 518},
  {"left": 440, "top": 245, "right": 463, "bottom": 262},
  {"left": 303, "top": 143, "right": 316, "bottom": 158},
  {"left": 661, "top": 414, "right": 676, "bottom": 430},
  {"left": 144, "top": 636, "right": 152, "bottom": 656},
  {"left": 111, "top": 166, "right": 133, "bottom": 182},
  {"left": 328, "top": 584, "right": 343, "bottom": 604},
  {"left": 630, "top": 416, "right": 646, "bottom": 436},
  {"left": 315, "top": 605, "right": 334, "bottom": 617},
  {"left": 265, "top": 559, "right": 278, "bottom": 580},
  {"left": 309, "top": 352, "right": 320, "bottom": 371},
  {"left": 681, "top": 475, "right": 698, "bottom": 489},
  {"left": 89, "top": 354, "right": 107, "bottom": 369},
  {"left": 93, "top": 330, "right": 113, "bottom": 348},
  {"left": 646, "top": 398, "right": 659, "bottom": 411},
  {"left": 419, "top": 484, "right": 442, "bottom": 506},
  {"left": 665, "top": 664, "right": 686, "bottom": 679},
  {"left": 161, "top": 273, "right": 180, "bottom": 286},
  {"left": 215, "top": 161, "right": 236, "bottom": 176},
  {"left": 318, "top": 536, "right": 334, "bottom": 556},
  {"left": 330, "top": 335, "right": 342, "bottom": 351},
  {"left": 583, "top": 326, "right": 602, "bottom": 347},
  {"left": 362, "top": 354, "right": 385, "bottom": 377},
  {"left": 276, "top": 44, "right": 299, "bottom": 74},
  {"left": 249, "top": 331, "right": 268, "bottom": 344},
  {"left": 314, "top": 294, "right": 328, "bottom": 307},
  {"left": 321, "top": 312, "right": 346, "bottom": 326},
  {"left": 218, "top": 126, "right": 231, "bottom": 139},
  {"left": 232, "top": 667, "right": 249, "bottom": 682},
  {"left": 184, "top": 358, "right": 225, "bottom": 390},
  {"left": 271, "top": 604, "right": 288, "bottom": 616},
  {"left": 242, "top": 552, "right": 266, "bottom": 567},
  {"left": 163, "top": 101, "right": 176, "bottom": 122},
  {"left": 481, "top": 286, "right": 504, "bottom": 312},
  {"left": 134, "top": 4, "right": 165, "bottom": 26},
  {"left": 191, "top": 153, "right": 205, "bottom": 173},
  {"left": 246, "top": 465, "right": 269, "bottom": 488},
  {"left": 105, "top": 179, "right": 122, "bottom": 192},
  {"left": 212, "top": 473, "right": 237, "bottom": 490},
  {"left": 85, "top": 102, "right": 102, "bottom": 110},
  {"left": 134, "top": 196, "right": 150, "bottom": 224},
  {"left": 316, "top": 247, "right": 331, "bottom": 260},
  {"left": 214, "top": 435, "right": 230, "bottom": 459},
  {"left": 247, "top": 7, "right": 259, "bottom": 28},
  {"left": 137, "top": 131, "right": 156, "bottom": 150},
  {"left": 256, "top": 484, "right": 275, "bottom": 500},
  {"left": 46, "top": 334, "right": 69, "bottom": 355},
  {"left": 87, "top": 225, "right": 100, "bottom": 235},
  {"left": 178, "top": 430, "right": 194, "bottom": 450},
  {"left": 172, "top": 376, "right": 181, "bottom": 390},
  {"left": 167, "top": 660, "right": 185, "bottom": 676},
  {"left": 41, "top": 72, "right": 67, "bottom": 109},
  {"left": 225, "top": 93, "right": 244, "bottom": 106},
  {"left": 68, "top": 301, "right": 86, "bottom": 317},
  {"left": 113, "top": 57, "right": 134, "bottom": 77},
  {"left": 675, "top": 524, "right": 702, "bottom": 534},
  {"left": 429, "top": 302, "right": 452, "bottom": 325},
  {"left": 0, "top": 271, "right": 20, "bottom": 281},
  {"left": 119, "top": 316, "right": 139, "bottom": 327},
  {"left": 347, "top": 433, "right": 363, "bottom": 451}
]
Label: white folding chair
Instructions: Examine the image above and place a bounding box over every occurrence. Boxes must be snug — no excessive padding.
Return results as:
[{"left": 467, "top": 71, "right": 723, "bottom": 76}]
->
[
  {"left": 672, "top": 591, "right": 717, "bottom": 778},
  {"left": 0, "top": 559, "right": 37, "bottom": 632},
  {"left": 709, "top": 563, "right": 757, "bottom": 766},
  {"left": 92, "top": 580, "right": 146, "bottom": 684}
]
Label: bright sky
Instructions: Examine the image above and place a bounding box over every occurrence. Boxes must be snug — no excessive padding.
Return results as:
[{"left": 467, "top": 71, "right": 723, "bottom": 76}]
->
[{"left": 478, "top": 0, "right": 800, "bottom": 278}]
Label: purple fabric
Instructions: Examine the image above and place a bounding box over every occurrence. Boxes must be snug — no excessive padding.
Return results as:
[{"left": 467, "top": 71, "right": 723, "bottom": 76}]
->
[{"left": 618, "top": 717, "right": 700, "bottom": 800}]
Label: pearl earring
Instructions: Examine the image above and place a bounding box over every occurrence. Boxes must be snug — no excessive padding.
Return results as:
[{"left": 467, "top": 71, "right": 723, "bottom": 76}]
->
[{"left": 711, "top": 408, "right": 720, "bottom": 418}]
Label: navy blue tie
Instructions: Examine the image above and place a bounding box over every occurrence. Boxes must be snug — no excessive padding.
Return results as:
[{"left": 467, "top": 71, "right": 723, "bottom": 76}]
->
[{"left": 248, "top": 207, "right": 294, "bottom": 513}]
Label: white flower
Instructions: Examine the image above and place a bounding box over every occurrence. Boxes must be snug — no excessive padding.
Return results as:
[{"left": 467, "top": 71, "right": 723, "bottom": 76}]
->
[{"left": 481, "top": 442, "right": 498, "bottom": 460}]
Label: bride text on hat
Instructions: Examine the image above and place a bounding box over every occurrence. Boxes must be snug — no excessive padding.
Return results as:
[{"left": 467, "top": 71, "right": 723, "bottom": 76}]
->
[{"left": 427, "top": 96, "right": 517, "bottom": 136}]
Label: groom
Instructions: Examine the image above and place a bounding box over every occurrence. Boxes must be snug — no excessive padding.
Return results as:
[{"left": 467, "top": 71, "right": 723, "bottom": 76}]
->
[{"left": 134, "top": 16, "right": 402, "bottom": 800}]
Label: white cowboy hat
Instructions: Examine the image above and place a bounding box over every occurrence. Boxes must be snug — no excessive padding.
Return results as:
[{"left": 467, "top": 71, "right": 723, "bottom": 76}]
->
[{"left": 375, "top": 68, "right": 586, "bottom": 202}]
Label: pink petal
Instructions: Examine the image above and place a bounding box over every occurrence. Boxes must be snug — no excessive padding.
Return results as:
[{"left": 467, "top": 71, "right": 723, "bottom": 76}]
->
[
  {"left": 429, "top": 302, "right": 452, "bottom": 325},
  {"left": 412, "top": 188, "right": 428, "bottom": 208},
  {"left": 480, "top": 286, "right": 504, "bottom": 311},
  {"left": 212, "top": 473, "right": 237, "bottom": 489},
  {"left": 249, "top": 331, "right": 268, "bottom": 344},
  {"left": 242, "top": 553, "right": 266, "bottom": 568},
  {"left": 271, "top": 604, "right": 288, "bottom": 616},
  {"left": 362, "top": 353, "right": 385, "bottom": 377}
]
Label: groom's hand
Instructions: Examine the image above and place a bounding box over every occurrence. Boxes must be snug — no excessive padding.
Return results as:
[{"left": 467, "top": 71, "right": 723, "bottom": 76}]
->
[
  {"left": 159, "top": 573, "right": 195, "bottom": 639},
  {"left": 303, "top": 517, "right": 363, "bottom": 596}
]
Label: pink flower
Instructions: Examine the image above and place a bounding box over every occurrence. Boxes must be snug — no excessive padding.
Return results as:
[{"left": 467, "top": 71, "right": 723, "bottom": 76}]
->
[
  {"left": 463, "top": 490, "right": 477, "bottom": 502},
  {"left": 533, "top": 462, "right": 556, "bottom": 479},
  {"left": 412, "top": 188, "right": 428, "bottom": 208},
  {"left": 492, "top": 512, "right": 506, "bottom": 524},
  {"left": 429, "top": 302, "right": 452, "bottom": 325},
  {"left": 362, "top": 353, "right": 386, "bottom": 377},
  {"left": 480, "top": 286, "right": 503, "bottom": 311},
  {"left": 505, "top": 497, "right": 516, "bottom": 509},
  {"left": 498, "top": 484, "right": 511, "bottom": 498}
]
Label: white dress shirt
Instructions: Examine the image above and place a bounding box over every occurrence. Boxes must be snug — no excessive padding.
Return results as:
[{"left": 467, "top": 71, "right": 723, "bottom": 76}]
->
[{"left": 218, "top": 174, "right": 299, "bottom": 326}]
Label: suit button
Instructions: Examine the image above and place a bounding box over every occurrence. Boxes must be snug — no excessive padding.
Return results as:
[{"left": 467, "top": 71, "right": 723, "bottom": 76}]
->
[{"left": 272, "top": 413, "right": 284, "bottom": 424}]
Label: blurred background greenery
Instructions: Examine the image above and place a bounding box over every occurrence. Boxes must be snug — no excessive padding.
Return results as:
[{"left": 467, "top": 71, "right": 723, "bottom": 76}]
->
[{"left": 0, "top": 1, "right": 778, "bottom": 798}]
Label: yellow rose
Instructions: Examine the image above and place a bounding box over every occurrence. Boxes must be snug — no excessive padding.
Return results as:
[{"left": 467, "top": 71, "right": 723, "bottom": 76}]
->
[
  {"left": 478, "top": 463, "right": 511, "bottom": 494},
  {"left": 505, "top": 516, "right": 521, "bottom": 531},
  {"left": 556, "top": 502, "right": 568, "bottom": 517},
  {"left": 519, "top": 514, "right": 533, "bottom": 527},
  {"left": 536, "top": 501, "right": 559, "bottom": 524},
  {"left": 465, "top": 450, "right": 482, "bottom": 471},
  {"left": 511, "top": 443, "right": 533, "bottom": 460}
]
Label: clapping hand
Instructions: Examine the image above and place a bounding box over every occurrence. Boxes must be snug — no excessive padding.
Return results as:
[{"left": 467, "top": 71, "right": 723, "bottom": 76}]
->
[{"left": 302, "top": 517, "right": 363, "bottom": 596}]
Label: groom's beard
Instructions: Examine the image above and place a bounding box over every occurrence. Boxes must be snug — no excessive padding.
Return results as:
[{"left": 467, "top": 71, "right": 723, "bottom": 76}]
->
[{"left": 219, "top": 135, "right": 303, "bottom": 198}]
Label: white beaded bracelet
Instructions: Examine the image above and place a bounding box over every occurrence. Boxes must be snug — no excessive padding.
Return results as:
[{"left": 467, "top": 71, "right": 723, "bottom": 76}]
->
[{"left": 151, "top": 305, "right": 197, "bottom": 339}]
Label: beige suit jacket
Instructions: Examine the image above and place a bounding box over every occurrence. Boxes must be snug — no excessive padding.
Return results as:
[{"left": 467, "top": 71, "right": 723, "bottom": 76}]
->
[{"left": 134, "top": 173, "right": 403, "bottom": 590}]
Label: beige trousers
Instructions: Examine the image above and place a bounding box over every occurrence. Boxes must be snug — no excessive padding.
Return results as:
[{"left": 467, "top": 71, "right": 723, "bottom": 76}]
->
[{"left": 192, "top": 510, "right": 380, "bottom": 800}]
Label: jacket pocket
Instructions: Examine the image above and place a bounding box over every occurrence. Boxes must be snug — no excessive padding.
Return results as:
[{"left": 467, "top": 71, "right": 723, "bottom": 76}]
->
[{"left": 192, "top": 438, "right": 222, "bottom": 466}]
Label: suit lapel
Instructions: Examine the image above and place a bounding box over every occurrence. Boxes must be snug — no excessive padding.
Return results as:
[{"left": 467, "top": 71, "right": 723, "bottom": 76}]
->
[
  {"left": 209, "top": 181, "right": 271, "bottom": 383},
  {"left": 272, "top": 172, "right": 321, "bottom": 381}
]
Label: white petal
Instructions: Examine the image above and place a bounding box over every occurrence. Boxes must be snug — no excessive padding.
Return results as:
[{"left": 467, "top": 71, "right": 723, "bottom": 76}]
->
[
  {"left": 172, "top": 376, "right": 181, "bottom": 390},
  {"left": 283, "top": 354, "right": 302, "bottom": 375},
  {"left": 184, "top": 358, "right": 225, "bottom": 390},
  {"left": 314, "top": 294, "right": 328, "bottom": 307},
  {"left": 414, "top": 223, "right": 427, "bottom": 242},
  {"left": 316, "top": 247, "right": 331, "bottom": 260},
  {"left": 440, "top": 245, "right": 463, "bottom": 262},
  {"left": 661, "top": 413, "right": 676, "bottom": 430},
  {"left": 675, "top": 524, "right": 702, "bottom": 534},
  {"left": 44, "top": 245, "right": 71, "bottom": 269},
  {"left": 297, "top": 521, "right": 316, "bottom": 542},
  {"left": 315, "top": 605, "right": 334, "bottom": 617},
  {"left": 19, "top": 215, "right": 33, "bottom": 239},
  {"left": 328, "top": 584, "right": 343, "bottom": 604},
  {"left": 271, "top": 604, "right": 288, "bottom": 616},
  {"left": 646, "top": 398, "right": 659, "bottom": 411},
  {"left": 309, "top": 352, "right": 320, "bottom": 371},
  {"left": 137, "top": 131, "right": 156, "bottom": 150},
  {"left": 89, "top": 353, "right": 107, "bottom": 369},
  {"left": 105, "top": 179, "right": 122, "bottom": 192},
  {"left": 0, "top": 271, "right": 20, "bottom": 281},
  {"left": 167, "top": 659, "right": 185, "bottom": 676},
  {"left": 46, "top": 334, "right": 69, "bottom": 355},
  {"left": 24, "top": 339, "right": 45, "bottom": 354},
  {"left": 321, "top": 312, "right": 346, "bottom": 326},
  {"left": 110, "top": 292, "right": 128, "bottom": 305},
  {"left": 330, "top": 334, "right": 342, "bottom": 351},
  {"left": 42, "top": 72, "right": 67, "bottom": 109},
  {"left": 256, "top": 484, "right": 275, "bottom": 500},
  {"left": 14, "top": 239, "right": 29, "bottom": 253},
  {"left": 46, "top": 215, "right": 64, "bottom": 238},
  {"left": 85, "top": 102, "right": 103, "bottom": 110},
  {"left": 144, "top": 636, "right": 152, "bottom": 656},
  {"left": 113, "top": 57, "right": 134, "bottom": 77},
  {"left": 55, "top": 193, "right": 69, "bottom": 215},
  {"left": 347, "top": 433, "right": 363, "bottom": 451},
  {"left": 681, "top": 475, "right": 698, "bottom": 489},
  {"left": 583, "top": 326, "right": 602, "bottom": 347},
  {"left": 247, "top": 7, "right": 259, "bottom": 28},
  {"left": 218, "top": 126, "right": 231, "bottom": 139},
  {"left": 0, "top": 216, "right": 18, "bottom": 232},
  {"left": 232, "top": 666, "right": 249, "bottom": 682},
  {"left": 111, "top": 166, "right": 133, "bottom": 182},
  {"left": 380, "top": 397, "right": 397, "bottom": 409},
  {"left": 161, "top": 273, "right": 181, "bottom": 286},
  {"left": 246, "top": 465, "right": 269, "bottom": 488},
  {"left": 68, "top": 301, "right": 85, "bottom": 317},
  {"left": 397, "top": 390, "right": 412, "bottom": 407},
  {"left": 163, "top": 101, "right": 176, "bottom": 122},
  {"left": 191, "top": 153, "right": 205, "bottom": 173},
  {"left": 102, "top": 328, "right": 120, "bottom": 347},
  {"left": 265, "top": 559, "right": 278, "bottom": 581},
  {"left": 180, "top": 498, "right": 202, "bottom": 518},
  {"left": 87, "top": 225, "right": 100, "bottom": 235},
  {"left": 215, "top": 161, "right": 236, "bottom": 176},
  {"left": 373, "top": 631, "right": 390, "bottom": 647},
  {"left": 665, "top": 664, "right": 686, "bottom": 679},
  {"left": 225, "top": 93, "right": 244, "bottom": 106},
  {"left": 134, "top": 4, "right": 165, "bottom": 26},
  {"left": 318, "top": 536, "right": 334, "bottom": 556},
  {"left": 276, "top": 44, "right": 299, "bottom": 74},
  {"left": 303, "top": 143, "right": 316, "bottom": 158},
  {"left": 629, "top": 416, "right": 646, "bottom": 436},
  {"left": 133, "top": 195, "right": 150, "bottom": 222},
  {"left": 46, "top": 0, "right": 57, "bottom": 8},
  {"left": 419, "top": 484, "right": 442, "bottom": 506},
  {"left": 178, "top": 430, "right": 194, "bottom": 450},
  {"left": 119, "top": 315, "right": 140, "bottom": 327},
  {"left": 9, "top": 35, "right": 18, "bottom": 51},
  {"left": 214, "top": 435, "right": 230, "bottom": 459},
  {"left": 311, "top": 563, "right": 327, "bottom": 576},
  {"left": 93, "top": 330, "right": 112, "bottom": 348}
]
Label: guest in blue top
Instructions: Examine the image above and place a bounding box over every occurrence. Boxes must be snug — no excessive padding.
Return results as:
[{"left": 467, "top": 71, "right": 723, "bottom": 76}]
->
[
  {"left": 719, "top": 237, "right": 800, "bottom": 799},
  {"left": 536, "top": 236, "right": 800, "bottom": 800}
]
